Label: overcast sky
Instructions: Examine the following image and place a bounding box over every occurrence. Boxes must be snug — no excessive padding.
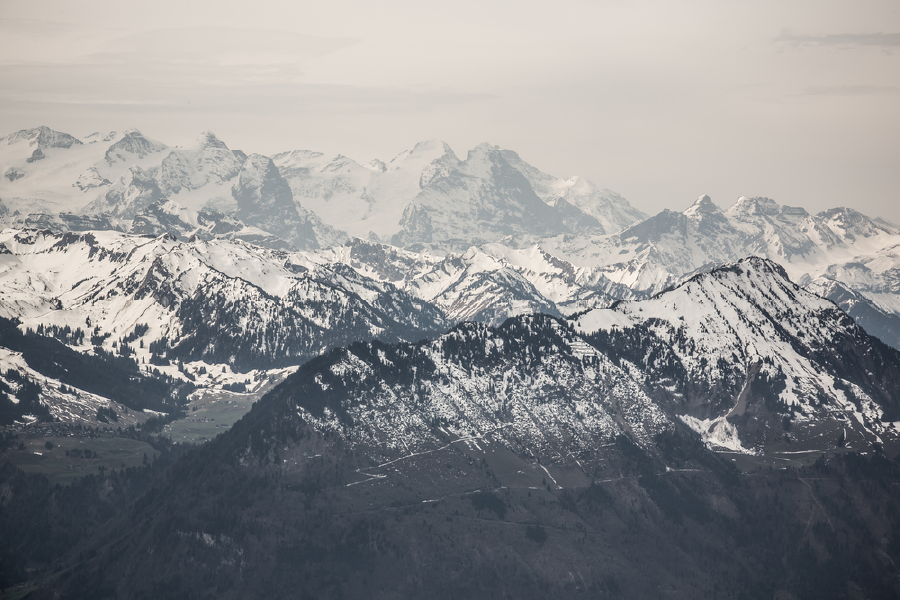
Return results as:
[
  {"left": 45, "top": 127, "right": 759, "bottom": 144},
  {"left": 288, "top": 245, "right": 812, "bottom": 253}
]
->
[{"left": 1, "top": 0, "right": 898, "bottom": 222}]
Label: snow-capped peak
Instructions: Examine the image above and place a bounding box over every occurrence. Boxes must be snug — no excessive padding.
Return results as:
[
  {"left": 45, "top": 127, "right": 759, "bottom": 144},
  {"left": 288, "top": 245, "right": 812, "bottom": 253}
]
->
[
  {"left": 192, "top": 130, "right": 229, "bottom": 150},
  {"left": 557, "top": 175, "right": 596, "bottom": 195},
  {"left": 364, "top": 159, "right": 387, "bottom": 173},
  {"left": 321, "top": 154, "right": 361, "bottom": 174},
  {"left": 81, "top": 164, "right": 164, "bottom": 219},
  {"left": 386, "top": 139, "right": 457, "bottom": 172},
  {"left": 465, "top": 142, "right": 502, "bottom": 164},
  {"left": 725, "top": 196, "right": 781, "bottom": 218},
  {"left": 1, "top": 126, "right": 83, "bottom": 150},
  {"left": 683, "top": 194, "right": 721, "bottom": 217},
  {"left": 817, "top": 206, "right": 900, "bottom": 239},
  {"left": 575, "top": 255, "right": 899, "bottom": 452},
  {"left": 105, "top": 129, "right": 167, "bottom": 165}
]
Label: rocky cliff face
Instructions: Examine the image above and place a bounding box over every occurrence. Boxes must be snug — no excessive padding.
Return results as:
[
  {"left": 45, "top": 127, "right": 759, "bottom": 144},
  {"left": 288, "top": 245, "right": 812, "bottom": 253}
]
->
[
  {"left": 104, "top": 129, "right": 167, "bottom": 165},
  {"left": 156, "top": 131, "right": 244, "bottom": 195},
  {"left": 392, "top": 144, "right": 571, "bottom": 251},
  {"left": 1, "top": 126, "right": 83, "bottom": 151},
  {"left": 232, "top": 154, "right": 321, "bottom": 250}
]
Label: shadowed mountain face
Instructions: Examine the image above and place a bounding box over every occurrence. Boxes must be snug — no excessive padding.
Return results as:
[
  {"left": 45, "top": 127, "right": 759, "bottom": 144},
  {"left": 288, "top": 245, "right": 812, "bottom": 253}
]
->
[
  {"left": 806, "top": 276, "right": 900, "bottom": 351},
  {"left": 232, "top": 153, "right": 320, "bottom": 250},
  {"left": 499, "top": 148, "right": 648, "bottom": 235},
  {"left": 391, "top": 144, "right": 571, "bottom": 251}
]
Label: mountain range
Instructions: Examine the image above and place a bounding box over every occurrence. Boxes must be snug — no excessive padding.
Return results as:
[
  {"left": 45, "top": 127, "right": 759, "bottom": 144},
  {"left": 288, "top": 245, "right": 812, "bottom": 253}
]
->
[
  {"left": 2, "top": 225, "right": 898, "bottom": 457},
  {"left": 2, "top": 125, "right": 899, "bottom": 430},
  {"left": 3, "top": 126, "right": 898, "bottom": 347},
  {"left": 3, "top": 125, "right": 900, "bottom": 598}
]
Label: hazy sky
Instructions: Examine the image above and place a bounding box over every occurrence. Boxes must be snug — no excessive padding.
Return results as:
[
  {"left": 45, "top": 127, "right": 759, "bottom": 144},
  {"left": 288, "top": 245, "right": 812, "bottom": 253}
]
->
[{"left": 1, "top": 0, "right": 898, "bottom": 222}]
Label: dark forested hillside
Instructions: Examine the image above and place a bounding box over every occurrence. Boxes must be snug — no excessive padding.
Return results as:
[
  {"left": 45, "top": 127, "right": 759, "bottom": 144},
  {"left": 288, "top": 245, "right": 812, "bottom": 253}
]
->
[
  {"left": 0, "top": 437, "right": 188, "bottom": 590},
  {"left": 14, "top": 418, "right": 900, "bottom": 600}
]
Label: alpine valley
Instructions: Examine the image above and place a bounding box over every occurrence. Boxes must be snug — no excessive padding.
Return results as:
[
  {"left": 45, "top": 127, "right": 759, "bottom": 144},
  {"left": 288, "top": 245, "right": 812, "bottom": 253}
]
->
[{"left": 2, "top": 126, "right": 900, "bottom": 599}]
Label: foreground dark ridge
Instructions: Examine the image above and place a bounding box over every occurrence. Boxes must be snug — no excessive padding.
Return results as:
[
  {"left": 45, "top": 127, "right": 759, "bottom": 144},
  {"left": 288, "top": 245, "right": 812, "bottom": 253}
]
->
[{"left": 7, "top": 411, "right": 900, "bottom": 599}]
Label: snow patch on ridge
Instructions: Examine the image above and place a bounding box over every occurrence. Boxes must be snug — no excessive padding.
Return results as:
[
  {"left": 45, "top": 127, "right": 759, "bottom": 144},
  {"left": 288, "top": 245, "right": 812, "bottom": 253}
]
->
[{"left": 679, "top": 414, "right": 754, "bottom": 454}]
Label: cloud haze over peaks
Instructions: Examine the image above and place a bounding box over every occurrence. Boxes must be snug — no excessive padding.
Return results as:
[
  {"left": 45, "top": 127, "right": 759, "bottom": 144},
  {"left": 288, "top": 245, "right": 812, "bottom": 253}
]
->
[
  {"left": 776, "top": 30, "right": 900, "bottom": 48},
  {"left": 0, "top": 22, "right": 486, "bottom": 127},
  {"left": 0, "top": 22, "right": 358, "bottom": 81},
  {"left": 0, "top": 65, "right": 488, "bottom": 113},
  {"left": 94, "top": 28, "right": 358, "bottom": 71},
  {"left": 800, "top": 85, "right": 900, "bottom": 96}
]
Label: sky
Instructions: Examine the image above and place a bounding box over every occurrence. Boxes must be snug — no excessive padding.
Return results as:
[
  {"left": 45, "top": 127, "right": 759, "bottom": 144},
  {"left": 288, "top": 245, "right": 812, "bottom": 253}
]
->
[{"left": 1, "top": 0, "right": 898, "bottom": 223}]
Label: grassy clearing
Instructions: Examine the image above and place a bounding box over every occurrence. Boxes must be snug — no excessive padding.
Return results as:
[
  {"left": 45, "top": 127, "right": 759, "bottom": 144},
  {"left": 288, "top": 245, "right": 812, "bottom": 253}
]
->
[
  {"left": 4, "top": 435, "right": 158, "bottom": 486},
  {"left": 164, "top": 390, "right": 257, "bottom": 444},
  {"left": 162, "top": 369, "right": 293, "bottom": 444}
]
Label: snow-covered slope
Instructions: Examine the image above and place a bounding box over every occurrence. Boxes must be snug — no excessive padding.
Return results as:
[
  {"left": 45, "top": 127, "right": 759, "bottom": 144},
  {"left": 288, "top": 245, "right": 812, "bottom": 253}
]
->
[
  {"left": 309, "top": 239, "right": 642, "bottom": 325},
  {"left": 202, "top": 255, "right": 900, "bottom": 462},
  {"left": 272, "top": 141, "right": 454, "bottom": 244},
  {"left": 311, "top": 240, "right": 558, "bottom": 325},
  {"left": 575, "top": 256, "right": 900, "bottom": 453},
  {"left": 538, "top": 196, "right": 900, "bottom": 332},
  {"left": 806, "top": 276, "right": 900, "bottom": 351},
  {"left": 500, "top": 148, "right": 647, "bottom": 234},
  {"left": 155, "top": 131, "right": 244, "bottom": 197},
  {"left": 0, "top": 345, "right": 151, "bottom": 426},
  {"left": 0, "top": 127, "right": 166, "bottom": 217},
  {"left": 3, "top": 125, "right": 899, "bottom": 351},
  {"left": 0, "top": 229, "right": 448, "bottom": 374},
  {"left": 4, "top": 227, "right": 898, "bottom": 456},
  {"left": 274, "top": 140, "right": 647, "bottom": 251},
  {"left": 231, "top": 153, "right": 343, "bottom": 250},
  {"left": 1, "top": 126, "right": 346, "bottom": 251},
  {"left": 390, "top": 143, "right": 570, "bottom": 251},
  {"left": 268, "top": 315, "right": 672, "bottom": 463},
  {"left": 82, "top": 165, "right": 166, "bottom": 220}
]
